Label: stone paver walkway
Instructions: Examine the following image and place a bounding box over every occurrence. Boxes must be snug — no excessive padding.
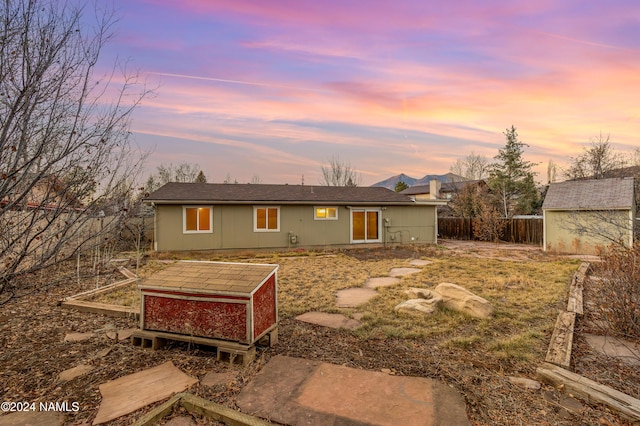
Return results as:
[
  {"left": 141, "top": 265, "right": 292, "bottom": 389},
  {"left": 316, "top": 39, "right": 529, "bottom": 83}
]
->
[
  {"left": 298, "top": 258, "right": 433, "bottom": 328},
  {"left": 237, "top": 355, "right": 469, "bottom": 426}
]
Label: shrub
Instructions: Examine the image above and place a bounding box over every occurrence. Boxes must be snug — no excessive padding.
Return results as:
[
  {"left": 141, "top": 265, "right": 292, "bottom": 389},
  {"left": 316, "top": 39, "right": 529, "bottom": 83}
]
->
[{"left": 593, "top": 244, "right": 640, "bottom": 340}]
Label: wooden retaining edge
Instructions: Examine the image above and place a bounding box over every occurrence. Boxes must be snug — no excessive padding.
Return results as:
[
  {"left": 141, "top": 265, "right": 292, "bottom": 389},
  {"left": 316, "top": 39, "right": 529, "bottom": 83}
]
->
[
  {"left": 544, "top": 311, "right": 576, "bottom": 368},
  {"left": 131, "top": 392, "right": 272, "bottom": 426},
  {"left": 540, "top": 261, "right": 640, "bottom": 422},
  {"left": 545, "top": 262, "right": 588, "bottom": 367},
  {"left": 537, "top": 362, "right": 640, "bottom": 422},
  {"left": 61, "top": 299, "right": 139, "bottom": 318},
  {"left": 62, "top": 277, "right": 138, "bottom": 302}
]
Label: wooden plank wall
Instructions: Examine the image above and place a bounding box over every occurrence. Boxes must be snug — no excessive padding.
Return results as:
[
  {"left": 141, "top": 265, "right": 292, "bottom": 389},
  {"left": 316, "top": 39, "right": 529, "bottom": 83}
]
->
[{"left": 438, "top": 218, "right": 543, "bottom": 245}]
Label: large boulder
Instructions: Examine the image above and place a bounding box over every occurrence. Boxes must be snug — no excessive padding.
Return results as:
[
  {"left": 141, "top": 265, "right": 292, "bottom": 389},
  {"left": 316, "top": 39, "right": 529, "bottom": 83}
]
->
[
  {"left": 395, "top": 289, "right": 442, "bottom": 316},
  {"left": 434, "top": 283, "right": 494, "bottom": 319}
]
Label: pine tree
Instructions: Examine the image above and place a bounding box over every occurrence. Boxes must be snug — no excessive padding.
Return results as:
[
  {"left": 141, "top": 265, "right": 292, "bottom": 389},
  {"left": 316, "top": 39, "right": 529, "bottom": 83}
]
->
[{"left": 488, "top": 126, "right": 539, "bottom": 217}]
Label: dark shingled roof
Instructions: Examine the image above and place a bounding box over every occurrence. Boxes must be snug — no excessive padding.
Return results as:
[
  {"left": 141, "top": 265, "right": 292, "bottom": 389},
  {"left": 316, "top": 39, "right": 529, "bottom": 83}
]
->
[
  {"left": 542, "top": 177, "right": 635, "bottom": 210},
  {"left": 146, "top": 182, "right": 416, "bottom": 205}
]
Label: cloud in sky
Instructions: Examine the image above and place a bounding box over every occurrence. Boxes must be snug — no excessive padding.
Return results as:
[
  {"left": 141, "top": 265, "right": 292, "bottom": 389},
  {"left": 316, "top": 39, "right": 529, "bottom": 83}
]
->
[{"left": 102, "top": 0, "right": 640, "bottom": 184}]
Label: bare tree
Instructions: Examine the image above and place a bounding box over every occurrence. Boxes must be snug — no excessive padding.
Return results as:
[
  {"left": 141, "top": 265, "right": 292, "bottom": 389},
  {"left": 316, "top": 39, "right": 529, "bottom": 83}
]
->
[
  {"left": 250, "top": 174, "right": 262, "bottom": 184},
  {"left": 565, "top": 134, "right": 626, "bottom": 180},
  {"left": 320, "top": 155, "right": 361, "bottom": 186},
  {"left": 144, "top": 162, "right": 203, "bottom": 193},
  {"left": 449, "top": 152, "right": 490, "bottom": 181},
  {"left": 0, "top": 0, "right": 148, "bottom": 301}
]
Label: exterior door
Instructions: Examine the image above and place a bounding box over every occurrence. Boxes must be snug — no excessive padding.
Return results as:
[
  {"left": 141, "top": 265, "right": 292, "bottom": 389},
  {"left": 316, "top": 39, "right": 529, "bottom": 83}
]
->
[{"left": 351, "top": 209, "right": 381, "bottom": 243}]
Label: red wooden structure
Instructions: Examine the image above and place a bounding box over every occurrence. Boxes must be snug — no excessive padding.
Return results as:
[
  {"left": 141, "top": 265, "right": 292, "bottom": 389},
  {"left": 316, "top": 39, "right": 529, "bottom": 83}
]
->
[{"left": 139, "top": 261, "right": 278, "bottom": 345}]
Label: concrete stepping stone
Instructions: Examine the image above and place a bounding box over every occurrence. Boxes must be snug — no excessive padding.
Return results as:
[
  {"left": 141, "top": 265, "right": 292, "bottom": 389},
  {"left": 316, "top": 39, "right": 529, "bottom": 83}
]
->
[
  {"left": 201, "top": 370, "right": 236, "bottom": 387},
  {"left": 57, "top": 364, "right": 94, "bottom": 383},
  {"left": 584, "top": 333, "right": 640, "bottom": 366},
  {"left": 296, "top": 312, "right": 362, "bottom": 330},
  {"left": 64, "top": 332, "right": 95, "bottom": 342},
  {"left": 364, "top": 277, "right": 400, "bottom": 289},
  {"left": 336, "top": 288, "right": 377, "bottom": 307},
  {"left": 237, "top": 355, "right": 470, "bottom": 426},
  {"left": 93, "top": 361, "right": 198, "bottom": 425},
  {"left": 409, "top": 259, "right": 433, "bottom": 266},
  {"left": 389, "top": 267, "right": 422, "bottom": 277}
]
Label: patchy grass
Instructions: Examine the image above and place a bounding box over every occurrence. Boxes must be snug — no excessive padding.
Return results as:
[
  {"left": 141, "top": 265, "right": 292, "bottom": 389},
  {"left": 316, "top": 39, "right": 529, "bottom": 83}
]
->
[{"left": 92, "top": 248, "right": 579, "bottom": 362}]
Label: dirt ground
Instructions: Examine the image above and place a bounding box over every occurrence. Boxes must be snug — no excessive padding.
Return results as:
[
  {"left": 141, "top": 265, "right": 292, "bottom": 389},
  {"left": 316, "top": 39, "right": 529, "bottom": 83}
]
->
[{"left": 0, "top": 241, "right": 638, "bottom": 425}]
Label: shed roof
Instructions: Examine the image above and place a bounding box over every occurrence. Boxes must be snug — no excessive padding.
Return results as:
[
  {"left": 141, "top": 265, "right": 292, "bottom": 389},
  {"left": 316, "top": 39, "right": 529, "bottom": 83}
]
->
[
  {"left": 146, "top": 182, "right": 418, "bottom": 205},
  {"left": 542, "top": 177, "right": 635, "bottom": 210}
]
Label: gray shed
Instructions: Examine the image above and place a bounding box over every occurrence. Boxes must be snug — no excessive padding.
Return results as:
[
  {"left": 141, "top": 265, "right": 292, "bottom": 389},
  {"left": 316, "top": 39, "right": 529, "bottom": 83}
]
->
[{"left": 542, "top": 177, "right": 635, "bottom": 254}]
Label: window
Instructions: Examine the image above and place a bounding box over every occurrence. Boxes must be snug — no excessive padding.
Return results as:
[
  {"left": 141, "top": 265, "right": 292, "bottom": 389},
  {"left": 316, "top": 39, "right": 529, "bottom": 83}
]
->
[
  {"left": 314, "top": 206, "right": 338, "bottom": 220},
  {"left": 183, "top": 206, "right": 212, "bottom": 233},
  {"left": 254, "top": 206, "right": 280, "bottom": 232}
]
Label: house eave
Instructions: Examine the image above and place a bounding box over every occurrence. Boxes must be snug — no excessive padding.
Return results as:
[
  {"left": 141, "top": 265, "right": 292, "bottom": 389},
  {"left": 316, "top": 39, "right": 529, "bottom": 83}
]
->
[{"left": 145, "top": 199, "right": 419, "bottom": 206}]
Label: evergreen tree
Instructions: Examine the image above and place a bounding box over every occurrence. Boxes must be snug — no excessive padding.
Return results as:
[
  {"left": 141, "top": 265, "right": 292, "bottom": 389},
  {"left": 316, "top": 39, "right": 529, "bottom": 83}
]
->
[
  {"left": 394, "top": 181, "right": 409, "bottom": 192},
  {"left": 488, "top": 126, "right": 539, "bottom": 217}
]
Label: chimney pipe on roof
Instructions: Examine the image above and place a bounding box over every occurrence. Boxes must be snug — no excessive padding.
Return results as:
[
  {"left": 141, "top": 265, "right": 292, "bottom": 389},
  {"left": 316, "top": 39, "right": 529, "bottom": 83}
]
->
[{"left": 429, "top": 179, "right": 441, "bottom": 200}]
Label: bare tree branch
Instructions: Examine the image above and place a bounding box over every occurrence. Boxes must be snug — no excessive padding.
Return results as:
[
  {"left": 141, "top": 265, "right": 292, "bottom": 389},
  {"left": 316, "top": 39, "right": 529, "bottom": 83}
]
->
[{"left": 0, "top": 0, "right": 150, "bottom": 299}]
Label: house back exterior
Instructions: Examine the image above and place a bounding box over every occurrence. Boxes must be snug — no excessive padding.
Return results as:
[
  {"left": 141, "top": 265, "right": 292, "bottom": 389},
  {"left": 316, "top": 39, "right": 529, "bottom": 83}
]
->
[{"left": 146, "top": 183, "right": 446, "bottom": 252}]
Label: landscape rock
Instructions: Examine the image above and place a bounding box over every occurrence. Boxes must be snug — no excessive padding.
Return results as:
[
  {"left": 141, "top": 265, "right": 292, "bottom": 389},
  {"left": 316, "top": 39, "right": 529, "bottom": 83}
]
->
[
  {"left": 58, "top": 364, "right": 94, "bottom": 383},
  {"left": 63, "top": 332, "right": 95, "bottom": 342},
  {"left": 117, "top": 328, "right": 137, "bottom": 341},
  {"left": 409, "top": 259, "right": 433, "bottom": 266},
  {"left": 434, "top": 283, "right": 494, "bottom": 319},
  {"left": 405, "top": 288, "right": 441, "bottom": 301},
  {"left": 394, "top": 298, "right": 440, "bottom": 316},
  {"left": 201, "top": 370, "right": 236, "bottom": 387},
  {"left": 508, "top": 376, "right": 541, "bottom": 390}
]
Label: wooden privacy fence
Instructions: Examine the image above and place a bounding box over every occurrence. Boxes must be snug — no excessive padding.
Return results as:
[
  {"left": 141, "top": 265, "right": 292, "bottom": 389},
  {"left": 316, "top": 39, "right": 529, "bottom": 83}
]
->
[{"left": 438, "top": 217, "right": 543, "bottom": 245}]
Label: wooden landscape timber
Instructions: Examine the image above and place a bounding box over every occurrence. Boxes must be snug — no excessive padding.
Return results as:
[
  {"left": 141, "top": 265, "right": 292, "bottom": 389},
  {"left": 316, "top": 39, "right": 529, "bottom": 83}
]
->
[
  {"left": 544, "top": 311, "right": 576, "bottom": 368},
  {"left": 131, "top": 392, "right": 272, "bottom": 426},
  {"left": 536, "top": 362, "right": 640, "bottom": 422},
  {"left": 541, "top": 261, "right": 640, "bottom": 422},
  {"left": 59, "top": 266, "right": 140, "bottom": 318}
]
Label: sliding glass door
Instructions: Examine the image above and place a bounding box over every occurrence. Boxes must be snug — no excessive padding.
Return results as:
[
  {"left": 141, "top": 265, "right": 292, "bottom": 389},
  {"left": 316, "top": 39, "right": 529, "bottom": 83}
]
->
[{"left": 351, "top": 209, "right": 381, "bottom": 243}]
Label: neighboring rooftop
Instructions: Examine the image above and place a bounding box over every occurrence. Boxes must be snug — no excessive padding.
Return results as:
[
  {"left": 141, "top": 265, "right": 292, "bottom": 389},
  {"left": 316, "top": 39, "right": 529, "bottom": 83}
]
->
[
  {"left": 146, "top": 182, "right": 416, "bottom": 205},
  {"left": 400, "top": 180, "right": 485, "bottom": 196},
  {"left": 542, "top": 177, "right": 635, "bottom": 210}
]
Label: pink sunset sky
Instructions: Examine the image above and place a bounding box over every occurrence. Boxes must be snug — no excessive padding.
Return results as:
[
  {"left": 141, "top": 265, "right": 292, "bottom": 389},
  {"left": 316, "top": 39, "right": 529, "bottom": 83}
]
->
[{"left": 100, "top": 0, "right": 640, "bottom": 186}]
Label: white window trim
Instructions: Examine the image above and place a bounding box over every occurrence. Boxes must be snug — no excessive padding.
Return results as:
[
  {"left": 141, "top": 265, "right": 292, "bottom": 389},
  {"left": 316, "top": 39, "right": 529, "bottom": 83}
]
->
[
  {"left": 350, "top": 208, "right": 382, "bottom": 243},
  {"left": 254, "top": 206, "right": 280, "bottom": 232},
  {"left": 314, "top": 206, "right": 339, "bottom": 220},
  {"left": 182, "top": 205, "right": 213, "bottom": 234}
]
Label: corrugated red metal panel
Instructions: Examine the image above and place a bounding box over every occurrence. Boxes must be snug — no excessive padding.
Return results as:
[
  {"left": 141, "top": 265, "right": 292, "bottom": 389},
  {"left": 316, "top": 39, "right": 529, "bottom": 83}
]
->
[
  {"left": 143, "top": 294, "right": 248, "bottom": 343},
  {"left": 252, "top": 275, "right": 277, "bottom": 340}
]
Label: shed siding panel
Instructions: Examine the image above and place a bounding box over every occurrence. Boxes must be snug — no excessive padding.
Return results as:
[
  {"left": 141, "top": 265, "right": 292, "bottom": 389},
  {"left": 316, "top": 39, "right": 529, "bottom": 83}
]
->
[{"left": 545, "top": 210, "right": 632, "bottom": 255}]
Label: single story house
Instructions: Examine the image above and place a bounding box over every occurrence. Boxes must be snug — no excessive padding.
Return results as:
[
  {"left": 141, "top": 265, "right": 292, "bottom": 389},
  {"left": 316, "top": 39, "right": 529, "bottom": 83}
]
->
[
  {"left": 542, "top": 177, "right": 635, "bottom": 255},
  {"left": 145, "top": 183, "right": 447, "bottom": 252}
]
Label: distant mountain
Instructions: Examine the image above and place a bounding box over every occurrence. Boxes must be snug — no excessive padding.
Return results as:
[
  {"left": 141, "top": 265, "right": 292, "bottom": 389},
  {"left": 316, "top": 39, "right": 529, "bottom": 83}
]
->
[{"left": 371, "top": 173, "right": 464, "bottom": 190}]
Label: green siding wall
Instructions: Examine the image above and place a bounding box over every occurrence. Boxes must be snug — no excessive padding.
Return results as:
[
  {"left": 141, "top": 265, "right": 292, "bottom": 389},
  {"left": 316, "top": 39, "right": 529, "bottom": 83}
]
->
[{"left": 154, "top": 204, "right": 437, "bottom": 251}]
